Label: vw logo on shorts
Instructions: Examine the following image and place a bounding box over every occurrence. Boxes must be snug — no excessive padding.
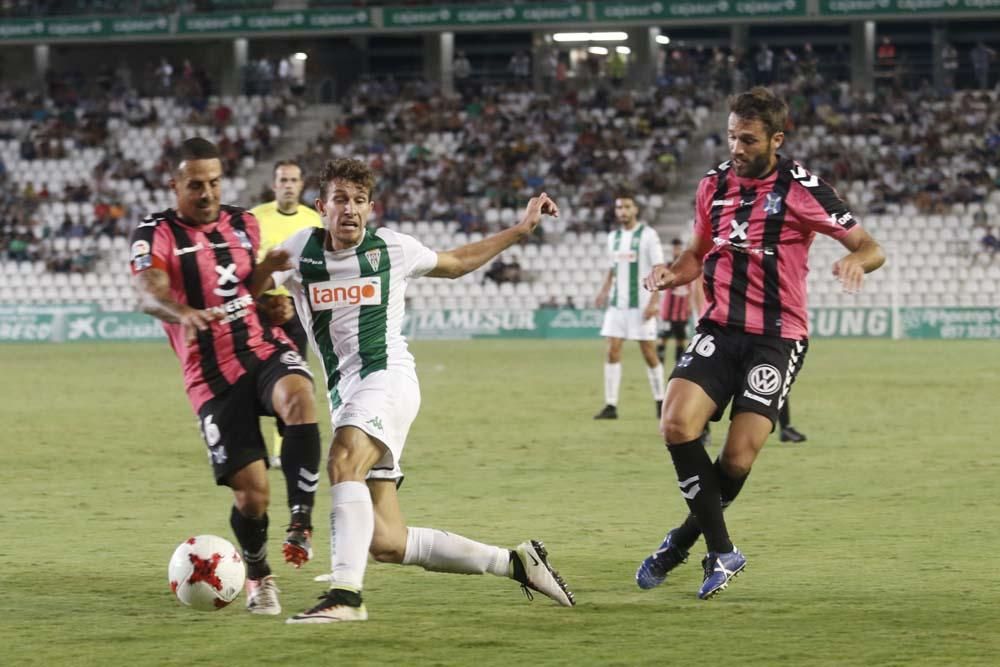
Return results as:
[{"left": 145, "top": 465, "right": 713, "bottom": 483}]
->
[
  {"left": 747, "top": 364, "right": 782, "bottom": 395},
  {"left": 280, "top": 351, "right": 304, "bottom": 367}
]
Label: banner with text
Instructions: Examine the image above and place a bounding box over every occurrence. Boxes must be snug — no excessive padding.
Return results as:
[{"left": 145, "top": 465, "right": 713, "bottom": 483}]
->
[
  {"left": 820, "top": 0, "right": 1000, "bottom": 16},
  {"left": 2, "top": 305, "right": 998, "bottom": 342},
  {"left": 179, "top": 9, "right": 373, "bottom": 35},
  {"left": 596, "top": 0, "right": 806, "bottom": 21},
  {"left": 0, "top": 15, "right": 170, "bottom": 41},
  {"left": 383, "top": 3, "right": 586, "bottom": 28}
]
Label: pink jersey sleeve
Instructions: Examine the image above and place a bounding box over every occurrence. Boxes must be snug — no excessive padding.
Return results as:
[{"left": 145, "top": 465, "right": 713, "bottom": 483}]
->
[
  {"left": 128, "top": 218, "right": 172, "bottom": 274},
  {"left": 786, "top": 163, "right": 857, "bottom": 239},
  {"left": 692, "top": 175, "right": 716, "bottom": 243}
]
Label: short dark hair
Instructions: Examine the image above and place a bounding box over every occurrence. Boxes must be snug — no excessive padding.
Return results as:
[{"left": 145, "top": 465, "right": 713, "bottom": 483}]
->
[
  {"left": 728, "top": 87, "right": 788, "bottom": 137},
  {"left": 671, "top": 237, "right": 683, "bottom": 246},
  {"left": 273, "top": 159, "right": 302, "bottom": 176},
  {"left": 177, "top": 137, "right": 220, "bottom": 171},
  {"left": 614, "top": 190, "right": 637, "bottom": 203},
  {"left": 319, "top": 158, "right": 376, "bottom": 201}
]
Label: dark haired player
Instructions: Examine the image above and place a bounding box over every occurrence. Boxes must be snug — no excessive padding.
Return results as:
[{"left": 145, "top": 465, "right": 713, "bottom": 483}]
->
[
  {"left": 635, "top": 88, "right": 885, "bottom": 599},
  {"left": 130, "top": 138, "right": 323, "bottom": 615}
]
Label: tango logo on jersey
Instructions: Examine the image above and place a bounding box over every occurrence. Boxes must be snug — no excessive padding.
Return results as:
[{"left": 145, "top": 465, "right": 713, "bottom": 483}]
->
[
  {"left": 308, "top": 277, "right": 382, "bottom": 310},
  {"left": 763, "top": 193, "right": 783, "bottom": 215},
  {"left": 747, "top": 364, "right": 782, "bottom": 395},
  {"left": 614, "top": 251, "right": 637, "bottom": 262}
]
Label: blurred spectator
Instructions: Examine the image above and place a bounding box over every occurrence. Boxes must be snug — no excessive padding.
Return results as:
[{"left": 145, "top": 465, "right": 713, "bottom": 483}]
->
[
  {"left": 970, "top": 42, "right": 997, "bottom": 90},
  {"left": 941, "top": 42, "right": 959, "bottom": 93}
]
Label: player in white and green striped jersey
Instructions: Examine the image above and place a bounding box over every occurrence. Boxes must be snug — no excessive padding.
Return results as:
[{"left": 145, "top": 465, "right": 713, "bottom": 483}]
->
[
  {"left": 593, "top": 194, "right": 666, "bottom": 421},
  {"left": 253, "top": 158, "right": 575, "bottom": 624}
]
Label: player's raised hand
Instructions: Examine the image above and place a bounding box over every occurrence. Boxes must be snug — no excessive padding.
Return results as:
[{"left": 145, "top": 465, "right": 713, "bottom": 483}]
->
[
  {"left": 643, "top": 264, "right": 675, "bottom": 292},
  {"left": 833, "top": 255, "right": 865, "bottom": 294},
  {"left": 518, "top": 193, "right": 559, "bottom": 234},
  {"left": 180, "top": 306, "right": 224, "bottom": 344}
]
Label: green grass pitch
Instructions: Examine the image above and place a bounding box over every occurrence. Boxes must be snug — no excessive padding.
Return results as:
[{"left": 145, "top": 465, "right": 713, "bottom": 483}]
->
[{"left": 1, "top": 339, "right": 997, "bottom": 665}]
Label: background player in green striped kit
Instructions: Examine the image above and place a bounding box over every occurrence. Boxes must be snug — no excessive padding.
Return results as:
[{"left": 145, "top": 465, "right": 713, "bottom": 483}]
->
[
  {"left": 594, "top": 193, "right": 666, "bottom": 420},
  {"left": 253, "top": 158, "right": 575, "bottom": 623}
]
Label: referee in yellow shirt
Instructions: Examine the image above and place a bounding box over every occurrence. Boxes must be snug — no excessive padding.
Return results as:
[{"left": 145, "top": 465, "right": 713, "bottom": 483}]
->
[{"left": 252, "top": 159, "right": 323, "bottom": 466}]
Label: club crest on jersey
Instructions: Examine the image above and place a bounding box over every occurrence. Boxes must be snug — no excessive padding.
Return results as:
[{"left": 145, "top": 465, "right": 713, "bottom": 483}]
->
[
  {"left": 763, "top": 193, "right": 783, "bottom": 215},
  {"left": 308, "top": 277, "right": 382, "bottom": 310},
  {"left": 233, "top": 229, "right": 252, "bottom": 251},
  {"left": 365, "top": 249, "right": 382, "bottom": 272}
]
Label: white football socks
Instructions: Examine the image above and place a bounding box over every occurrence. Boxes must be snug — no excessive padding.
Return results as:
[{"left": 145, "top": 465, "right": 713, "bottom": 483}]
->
[
  {"left": 604, "top": 362, "right": 622, "bottom": 406},
  {"left": 329, "top": 481, "right": 373, "bottom": 591},
  {"left": 402, "top": 527, "right": 510, "bottom": 577},
  {"left": 647, "top": 363, "right": 665, "bottom": 401}
]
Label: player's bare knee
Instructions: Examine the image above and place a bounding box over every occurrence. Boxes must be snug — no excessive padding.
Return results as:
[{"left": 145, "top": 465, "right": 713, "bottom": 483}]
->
[
  {"left": 719, "top": 454, "right": 753, "bottom": 479},
  {"left": 233, "top": 489, "right": 269, "bottom": 517},
  {"left": 663, "top": 419, "right": 702, "bottom": 445},
  {"left": 328, "top": 445, "right": 371, "bottom": 483},
  {"left": 369, "top": 535, "right": 406, "bottom": 564},
  {"left": 273, "top": 381, "right": 315, "bottom": 425}
]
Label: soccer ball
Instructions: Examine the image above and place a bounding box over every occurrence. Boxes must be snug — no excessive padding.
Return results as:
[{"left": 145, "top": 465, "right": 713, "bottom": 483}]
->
[{"left": 168, "top": 534, "right": 246, "bottom": 611}]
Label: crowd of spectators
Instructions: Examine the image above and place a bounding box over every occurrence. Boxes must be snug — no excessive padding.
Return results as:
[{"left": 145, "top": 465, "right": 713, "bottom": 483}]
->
[
  {"left": 775, "top": 81, "right": 999, "bottom": 216},
  {"left": 288, "top": 75, "right": 713, "bottom": 234},
  {"left": 0, "top": 65, "right": 293, "bottom": 271}
]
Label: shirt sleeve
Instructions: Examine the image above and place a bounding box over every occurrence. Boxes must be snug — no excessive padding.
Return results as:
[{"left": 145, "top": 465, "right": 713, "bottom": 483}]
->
[
  {"left": 399, "top": 231, "right": 439, "bottom": 279},
  {"left": 271, "top": 229, "right": 308, "bottom": 292},
  {"left": 788, "top": 165, "right": 858, "bottom": 240},
  {"left": 692, "top": 177, "right": 715, "bottom": 244},
  {"left": 128, "top": 218, "right": 170, "bottom": 274},
  {"left": 646, "top": 227, "right": 665, "bottom": 266}
]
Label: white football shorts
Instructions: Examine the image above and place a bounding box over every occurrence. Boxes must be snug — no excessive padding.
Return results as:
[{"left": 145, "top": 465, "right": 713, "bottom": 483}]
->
[
  {"left": 331, "top": 369, "right": 421, "bottom": 483},
  {"left": 600, "top": 307, "right": 658, "bottom": 341}
]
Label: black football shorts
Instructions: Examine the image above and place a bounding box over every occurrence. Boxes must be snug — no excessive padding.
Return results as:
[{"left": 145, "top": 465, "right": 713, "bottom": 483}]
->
[{"left": 669, "top": 321, "right": 808, "bottom": 428}]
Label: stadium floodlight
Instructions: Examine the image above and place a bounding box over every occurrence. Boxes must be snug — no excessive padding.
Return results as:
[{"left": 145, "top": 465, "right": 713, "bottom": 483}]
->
[
  {"left": 553, "top": 32, "right": 591, "bottom": 42},
  {"left": 587, "top": 46, "right": 609, "bottom": 55},
  {"left": 616, "top": 46, "right": 631, "bottom": 55},
  {"left": 293, "top": 52, "right": 308, "bottom": 61},
  {"left": 656, "top": 35, "right": 671, "bottom": 45},
  {"left": 553, "top": 31, "right": 628, "bottom": 43}
]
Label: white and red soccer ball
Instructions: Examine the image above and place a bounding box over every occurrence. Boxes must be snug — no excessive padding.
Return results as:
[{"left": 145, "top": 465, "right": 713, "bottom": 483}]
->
[{"left": 168, "top": 535, "right": 246, "bottom": 611}]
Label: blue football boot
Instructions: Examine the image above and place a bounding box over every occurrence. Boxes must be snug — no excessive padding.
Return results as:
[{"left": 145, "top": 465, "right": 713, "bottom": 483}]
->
[
  {"left": 698, "top": 547, "right": 747, "bottom": 600},
  {"left": 636, "top": 530, "right": 690, "bottom": 590}
]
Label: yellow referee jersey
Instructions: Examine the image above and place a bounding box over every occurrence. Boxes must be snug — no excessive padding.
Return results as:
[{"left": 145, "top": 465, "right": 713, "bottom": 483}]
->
[{"left": 250, "top": 201, "right": 323, "bottom": 296}]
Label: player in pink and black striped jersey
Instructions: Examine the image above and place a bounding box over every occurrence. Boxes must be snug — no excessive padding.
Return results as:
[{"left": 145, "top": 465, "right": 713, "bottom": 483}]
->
[
  {"left": 635, "top": 88, "right": 885, "bottom": 600},
  {"left": 130, "top": 138, "right": 323, "bottom": 615}
]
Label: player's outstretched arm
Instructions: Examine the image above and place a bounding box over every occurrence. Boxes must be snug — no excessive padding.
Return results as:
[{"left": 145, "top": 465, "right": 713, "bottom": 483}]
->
[
  {"left": 832, "top": 226, "right": 885, "bottom": 293},
  {"left": 643, "top": 235, "right": 712, "bottom": 292},
  {"left": 249, "top": 248, "right": 292, "bottom": 298},
  {"left": 427, "top": 193, "right": 559, "bottom": 279},
  {"left": 133, "top": 268, "right": 222, "bottom": 342}
]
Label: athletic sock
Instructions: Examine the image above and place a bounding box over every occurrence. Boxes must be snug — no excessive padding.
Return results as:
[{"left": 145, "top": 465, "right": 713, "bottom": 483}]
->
[
  {"left": 674, "top": 344, "right": 684, "bottom": 363},
  {"left": 656, "top": 343, "right": 666, "bottom": 363},
  {"left": 646, "top": 364, "right": 665, "bottom": 401},
  {"left": 604, "top": 362, "right": 622, "bottom": 406},
  {"left": 672, "top": 457, "right": 750, "bottom": 550},
  {"left": 401, "top": 527, "right": 510, "bottom": 577},
  {"left": 779, "top": 401, "right": 791, "bottom": 429},
  {"left": 280, "top": 423, "right": 321, "bottom": 514},
  {"left": 230, "top": 505, "right": 271, "bottom": 580},
  {"left": 667, "top": 439, "right": 733, "bottom": 554},
  {"left": 329, "top": 481, "right": 374, "bottom": 591}
]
